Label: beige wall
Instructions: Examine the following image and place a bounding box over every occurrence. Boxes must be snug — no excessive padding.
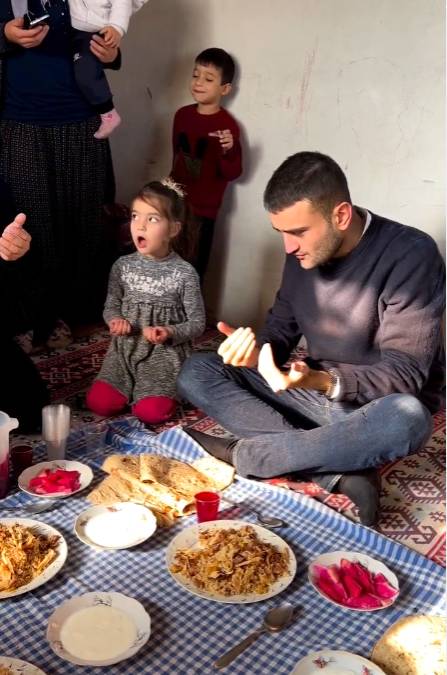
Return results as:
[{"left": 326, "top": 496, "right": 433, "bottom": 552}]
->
[{"left": 109, "top": 0, "right": 445, "bottom": 327}]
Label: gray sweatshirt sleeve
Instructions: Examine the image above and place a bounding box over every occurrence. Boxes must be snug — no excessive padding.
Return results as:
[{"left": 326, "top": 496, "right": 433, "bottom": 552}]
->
[
  {"left": 321, "top": 239, "right": 445, "bottom": 405},
  {"left": 103, "top": 261, "right": 125, "bottom": 324},
  {"left": 170, "top": 266, "right": 206, "bottom": 346}
]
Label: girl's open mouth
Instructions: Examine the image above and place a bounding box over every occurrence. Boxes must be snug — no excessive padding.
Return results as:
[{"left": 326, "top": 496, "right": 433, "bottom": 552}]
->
[{"left": 137, "top": 236, "right": 146, "bottom": 246}]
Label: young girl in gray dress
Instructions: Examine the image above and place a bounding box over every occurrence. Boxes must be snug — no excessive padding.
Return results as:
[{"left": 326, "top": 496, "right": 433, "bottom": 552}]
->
[{"left": 86, "top": 179, "right": 205, "bottom": 424}]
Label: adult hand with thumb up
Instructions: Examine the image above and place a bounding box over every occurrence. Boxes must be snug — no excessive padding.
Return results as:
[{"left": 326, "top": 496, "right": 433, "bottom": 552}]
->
[
  {"left": 216, "top": 320, "right": 259, "bottom": 368},
  {"left": 0, "top": 213, "right": 31, "bottom": 261}
]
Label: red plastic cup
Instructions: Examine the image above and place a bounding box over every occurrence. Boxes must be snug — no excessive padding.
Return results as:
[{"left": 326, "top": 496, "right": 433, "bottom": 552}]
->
[
  {"left": 10, "top": 445, "right": 33, "bottom": 481},
  {"left": 195, "top": 491, "right": 220, "bottom": 523}
]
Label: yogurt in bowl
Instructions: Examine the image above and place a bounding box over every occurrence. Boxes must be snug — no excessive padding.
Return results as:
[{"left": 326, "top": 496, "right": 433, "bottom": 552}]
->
[
  {"left": 47, "top": 592, "right": 151, "bottom": 667},
  {"left": 74, "top": 502, "right": 157, "bottom": 550}
]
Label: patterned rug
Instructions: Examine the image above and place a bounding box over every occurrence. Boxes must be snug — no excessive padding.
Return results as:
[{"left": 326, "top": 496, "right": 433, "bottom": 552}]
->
[{"left": 30, "top": 327, "right": 445, "bottom": 566}]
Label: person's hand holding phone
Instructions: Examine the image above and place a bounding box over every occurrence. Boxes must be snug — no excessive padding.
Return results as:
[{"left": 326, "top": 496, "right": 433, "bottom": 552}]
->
[{"left": 5, "top": 17, "right": 49, "bottom": 48}]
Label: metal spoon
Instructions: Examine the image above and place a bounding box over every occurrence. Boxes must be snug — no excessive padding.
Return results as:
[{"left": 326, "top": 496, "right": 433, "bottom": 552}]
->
[
  {"left": 214, "top": 603, "right": 295, "bottom": 669},
  {"left": 222, "top": 497, "right": 287, "bottom": 529},
  {"left": 0, "top": 499, "right": 56, "bottom": 515}
]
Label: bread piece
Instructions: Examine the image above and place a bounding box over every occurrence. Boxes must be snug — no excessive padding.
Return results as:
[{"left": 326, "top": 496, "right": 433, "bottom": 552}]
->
[
  {"left": 371, "top": 614, "right": 446, "bottom": 675},
  {"left": 139, "top": 455, "right": 213, "bottom": 498},
  {"left": 99, "top": 452, "right": 235, "bottom": 517},
  {"left": 101, "top": 454, "right": 195, "bottom": 516},
  {"left": 192, "top": 456, "right": 235, "bottom": 491},
  {"left": 102, "top": 455, "right": 140, "bottom": 480}
]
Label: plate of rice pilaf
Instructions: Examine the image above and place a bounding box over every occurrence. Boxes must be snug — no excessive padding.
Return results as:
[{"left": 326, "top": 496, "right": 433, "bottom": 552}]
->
[
  {"left": 0, "top": 518, "right": 67, "bottom": 598},
  {"left": 0, "top": 657, "right": 46, "bottom": 674},
  {"left": 166, "top": 520, "right": 296, "bottom": 603}
]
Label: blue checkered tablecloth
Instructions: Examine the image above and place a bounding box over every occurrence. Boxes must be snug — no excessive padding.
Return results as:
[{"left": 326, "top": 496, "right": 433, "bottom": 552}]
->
[{"left": 0, "top": 419, "right": 445, "bottom": 675}]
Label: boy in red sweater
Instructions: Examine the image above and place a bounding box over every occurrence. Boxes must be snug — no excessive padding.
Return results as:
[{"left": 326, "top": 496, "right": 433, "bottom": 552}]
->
[{"left": 171, "top": 48, "right": 242, "bottom": 281}]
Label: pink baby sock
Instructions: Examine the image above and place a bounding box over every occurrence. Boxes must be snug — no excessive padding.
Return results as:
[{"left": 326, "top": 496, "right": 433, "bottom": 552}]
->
[{"left": 94, "top": 109, "right": 122, "bottom": 139}]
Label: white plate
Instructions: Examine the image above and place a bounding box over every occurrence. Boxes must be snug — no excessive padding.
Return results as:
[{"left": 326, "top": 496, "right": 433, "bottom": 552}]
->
[
  {"left": 0, "top": 657, "right": 46, "bottom": 674},
  {"left": 74, "top": 502, "right": 157, "bottom": 550},
  {"left": 290, "top": 649, "right": 387, "bottom": 674},
  {"left": 18, "top": 460, "right": 93, "bottom": 499},
  {"left": 0, "top": 518, "right": 67, "bottom": 599},
  {"left": 308, "top": 550, "right": 399, "bottom": 612},
  {"left": 47, "top": 592, "right": 151, "bottom": 667},
  {"left": 166, "top": 519, "right": 296, "bottom": 603}
]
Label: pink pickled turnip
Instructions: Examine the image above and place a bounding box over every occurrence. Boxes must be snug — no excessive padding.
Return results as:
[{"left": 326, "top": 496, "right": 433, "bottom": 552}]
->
[
  {"left": 341, "top": 573, "right": 363, "bottom": 598},
  {"left": 373, "top": 572, "right": 398, "bottom": 599},
  {"left": 312, "top": 558, "right": 398, "bottom": 609},
  {"left": 313, "top": 564, "right": 347, "bottom": 602},
  {"left": 350, "top": 561, "right": 375, "bottom": 593},
  {"left": 340, "top": 558, "right": 356, "bottom": 575},
  {"left": 345, "top": 593, "right": 384, "bottom": 609},
  {"left": 29, "top": 468, "right": 80, "bottom": 494},
  {"left": 316, "top": 577, "right": 347, "bottom": 603}
]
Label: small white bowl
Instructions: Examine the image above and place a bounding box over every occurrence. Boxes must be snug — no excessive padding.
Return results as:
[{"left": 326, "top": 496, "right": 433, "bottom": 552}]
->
[
  {"left": 308, "top": 550, "right": 399, "bottom": 612},
  {"left": 18, "top": 460, "right": 93, "bottom": 499},
  {"left": 74, "top": 502, "right": 157, "bottom": 551},
  {"left": 47, "top": 591, "right": 150, "bottom": 667}
]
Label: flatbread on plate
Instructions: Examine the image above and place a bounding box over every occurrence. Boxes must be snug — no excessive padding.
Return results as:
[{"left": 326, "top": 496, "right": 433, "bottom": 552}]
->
[
  {"left": 139, "top": 455, "right": 213, "bottom": 497},
  {"left": 89, "top": 453, "right": 235, "bottom": 522}
]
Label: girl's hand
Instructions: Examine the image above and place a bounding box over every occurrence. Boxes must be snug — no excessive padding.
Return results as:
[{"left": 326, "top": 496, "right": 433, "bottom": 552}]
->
[
  {"left": 5, "top": 17, "right": 49, "bottom": 48},
  {"left": 99, "top": 26, "right": 121, "bottom": 48},
  {"left": 143, "top": 326, "right": 173, "bottom": 344},
  {"left": 108, "top": 318, "right": 131, "bottom": 336}
]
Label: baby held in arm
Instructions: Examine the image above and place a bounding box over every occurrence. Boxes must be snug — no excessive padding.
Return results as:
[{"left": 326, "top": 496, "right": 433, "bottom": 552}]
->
[{"left": 68, "top": 0, "right": 149, "bottom": 138}]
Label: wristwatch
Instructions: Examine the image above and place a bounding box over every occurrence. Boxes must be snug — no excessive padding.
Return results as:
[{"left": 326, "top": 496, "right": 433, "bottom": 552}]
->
[{"left": 325, "top": 369, "right": 340, "bottom": 399}]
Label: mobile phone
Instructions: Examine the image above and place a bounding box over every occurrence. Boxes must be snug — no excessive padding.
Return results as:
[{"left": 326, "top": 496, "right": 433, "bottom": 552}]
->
[{"left": 23, "top": 13, "right": 50, "bottom": 29}]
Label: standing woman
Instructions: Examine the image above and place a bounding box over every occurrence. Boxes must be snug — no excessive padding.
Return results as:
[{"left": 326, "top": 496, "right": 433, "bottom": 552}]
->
[{"left": 0, "top": 1, "right": 121, "bottom": 347}]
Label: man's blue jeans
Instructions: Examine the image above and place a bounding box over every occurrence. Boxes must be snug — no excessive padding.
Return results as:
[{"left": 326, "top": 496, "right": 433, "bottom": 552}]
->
[{"left": 177, "top": 352, "right": 433, "bottom": 482}]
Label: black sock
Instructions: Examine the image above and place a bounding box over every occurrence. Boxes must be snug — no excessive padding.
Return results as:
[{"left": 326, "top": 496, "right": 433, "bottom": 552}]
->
[
  {"left": 183, "top": 428, "right": 236, "bottom": 465},
  {"left": 337, "top": 469, "right": 380, "bottom": 526}
]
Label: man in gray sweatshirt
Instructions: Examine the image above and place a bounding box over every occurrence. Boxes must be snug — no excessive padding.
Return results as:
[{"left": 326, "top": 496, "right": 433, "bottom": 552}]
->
[{"left": 178, "top": 152, "right": 445, "bottom": 526}]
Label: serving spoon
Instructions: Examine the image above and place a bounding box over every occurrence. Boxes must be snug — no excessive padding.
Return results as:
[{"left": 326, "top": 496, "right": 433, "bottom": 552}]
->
[
  {"left": 0, "top": 499, "right": 56, "bottom": 515},
  {"left": 214, "top": 603, "right": 295, "bottom": 669},
  {"left": 221, "top": 497, "right": 287, "bottom": 529}
]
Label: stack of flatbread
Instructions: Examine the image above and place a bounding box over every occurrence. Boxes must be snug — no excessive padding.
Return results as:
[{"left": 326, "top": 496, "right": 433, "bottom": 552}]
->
[
  {"left": 88, "top": 454, "right": 234, "bottom": 527},
  {"left": 371, "top": 614, "right": 446, "bottom": 675}
]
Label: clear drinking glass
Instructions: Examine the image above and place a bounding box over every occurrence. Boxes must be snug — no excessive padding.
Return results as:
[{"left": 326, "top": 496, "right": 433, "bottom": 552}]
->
[{"left": 42, "top": 404, "right": 71, "bottom": 460}]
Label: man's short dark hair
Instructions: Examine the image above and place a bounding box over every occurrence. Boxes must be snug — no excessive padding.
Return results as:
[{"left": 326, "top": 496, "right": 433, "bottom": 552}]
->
[
  {"left": 195, "top": 48, "right": 235, "bottom": 85},
  {"left": 263, "top": 152, "right": 351, "bottom": 218}
]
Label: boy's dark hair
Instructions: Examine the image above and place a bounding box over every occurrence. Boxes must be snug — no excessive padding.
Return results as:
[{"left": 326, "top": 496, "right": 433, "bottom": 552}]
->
[
  {"left": 134, "top": 181, "right": 198, "bottom": 263},
  {"left": 263, "top": 152, "right": 351, "bottom": 219},
  {"left": 195, "top": 48, "right": 235, "bottom": 85}
]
